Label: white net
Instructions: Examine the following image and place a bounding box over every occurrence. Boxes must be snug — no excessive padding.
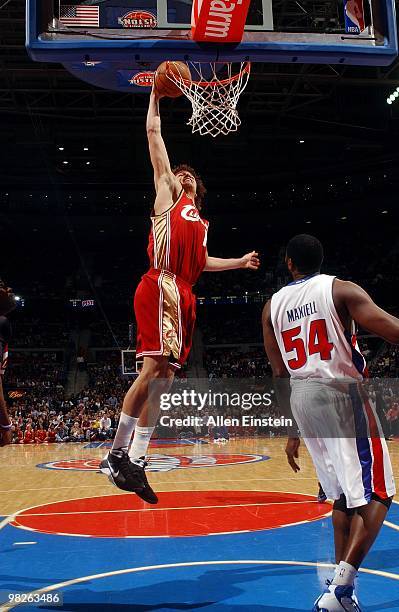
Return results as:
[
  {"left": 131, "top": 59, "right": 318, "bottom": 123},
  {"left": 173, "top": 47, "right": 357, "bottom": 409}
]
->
[{"left": 166, "top": 61, "right": 251, "bottom": 138}]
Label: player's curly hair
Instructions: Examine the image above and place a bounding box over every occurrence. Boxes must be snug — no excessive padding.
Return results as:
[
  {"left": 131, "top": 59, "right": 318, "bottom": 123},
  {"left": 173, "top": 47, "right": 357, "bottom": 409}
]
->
[{"left": 172, "top": 164, "right": 206, "bottom": 211}]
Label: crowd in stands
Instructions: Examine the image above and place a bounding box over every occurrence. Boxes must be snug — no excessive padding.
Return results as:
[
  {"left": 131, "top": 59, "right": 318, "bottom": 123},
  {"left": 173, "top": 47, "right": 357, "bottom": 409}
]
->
[
  {"left": 198, "top": 304, "right": 264, "bottom": 344},
  {"left": 371, "top": 345, "right": 399, "bottom": 378},
  {"left": 8, "top": 351, "right": 126, "bottom": 444},
  {"left": 8, "top": 356, "right": 120, "bottom": 444},
  {"left": 11, "top": 406, "right": 118, "bottom": 444},
  {"left": 7, "top": 351, "right": 67, "bottom": 394},
  {"left": 11, "top": 320, "right": 71, "bottom": 348},
  {"left": 195, "top": 267, "right": 278, "bottom": 299},
  {"left": 4, "top": 217, "right": 399, "bottom": 444},
  {"left": 89, "top": 321, "right": 131, "bottom": 348},
  {"left": 202, "top": 338, "right": 383, "bottom": 380},
  {"left": 204, "top": 347, "right": 270, "bottom": 379},
  {"left": 7, "top": 336, "right": 399, "bottom": 443}
]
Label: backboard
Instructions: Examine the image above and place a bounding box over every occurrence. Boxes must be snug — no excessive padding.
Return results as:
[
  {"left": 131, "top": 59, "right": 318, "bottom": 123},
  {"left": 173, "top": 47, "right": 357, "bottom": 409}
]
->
[
  {"left": 121, "top": 349, "right": 142, "bottom": 375},
  {"left": 26, "top": 0, "right": 397, "bottom": 93}
]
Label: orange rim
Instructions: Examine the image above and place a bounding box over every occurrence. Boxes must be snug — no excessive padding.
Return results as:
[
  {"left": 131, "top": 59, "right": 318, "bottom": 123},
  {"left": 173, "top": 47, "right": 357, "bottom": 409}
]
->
[{"left": 165, "top": 61, "right": 251, "bottom": 89}]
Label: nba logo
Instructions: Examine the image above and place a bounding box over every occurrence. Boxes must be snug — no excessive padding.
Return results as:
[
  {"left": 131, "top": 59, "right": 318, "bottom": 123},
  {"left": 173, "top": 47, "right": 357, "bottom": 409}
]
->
[{"left": 344, "top": 0, "right": 366, "bottom": 34}]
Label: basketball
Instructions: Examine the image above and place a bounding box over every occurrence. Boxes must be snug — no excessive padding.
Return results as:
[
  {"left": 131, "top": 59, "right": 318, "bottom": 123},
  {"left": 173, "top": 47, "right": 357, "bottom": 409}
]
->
[{"left": 154, "top": 61, "right": 190, "bottom": 98}]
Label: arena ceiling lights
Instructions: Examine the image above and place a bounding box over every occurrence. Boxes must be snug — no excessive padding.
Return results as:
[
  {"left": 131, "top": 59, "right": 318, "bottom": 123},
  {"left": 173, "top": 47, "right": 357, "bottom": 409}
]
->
[{"left": 386, "top": 87, "right": 399, "bottom": 104}]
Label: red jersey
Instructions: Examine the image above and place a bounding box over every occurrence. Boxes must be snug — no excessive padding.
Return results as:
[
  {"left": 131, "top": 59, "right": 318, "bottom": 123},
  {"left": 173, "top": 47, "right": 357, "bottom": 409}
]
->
[
  {"left": 23, "top": 429, "right": 35, "bottom": 443},
  {"left": 35, "top": 429, "right": 47, "bottom": 442},
  {"left": 147, "top": 190, "right": 208, "bottom": 286}
]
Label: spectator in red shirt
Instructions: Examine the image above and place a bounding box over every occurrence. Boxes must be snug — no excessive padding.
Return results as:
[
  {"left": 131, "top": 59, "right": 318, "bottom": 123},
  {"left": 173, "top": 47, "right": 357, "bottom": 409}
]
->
[
  {"left": 35, "top": 428, "right": 47, "bottom": 443},
  {"left": 47, "top": 425, "right": 56, "bottom": 443},
  {"left": 23, "top": 424, "right": 35, "bottom": 444}
]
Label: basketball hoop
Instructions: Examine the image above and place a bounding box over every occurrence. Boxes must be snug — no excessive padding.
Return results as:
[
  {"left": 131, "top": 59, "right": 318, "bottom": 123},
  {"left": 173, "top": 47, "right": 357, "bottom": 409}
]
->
[{"left": 165, "top": 61, "right": 251, "bottom": 138}]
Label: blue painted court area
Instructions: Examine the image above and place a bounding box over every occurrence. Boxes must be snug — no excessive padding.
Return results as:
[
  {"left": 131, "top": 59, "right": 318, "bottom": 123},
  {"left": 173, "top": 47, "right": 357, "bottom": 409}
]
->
[{"left": 0, "top": 503, "right": 398, "bottom": 610}]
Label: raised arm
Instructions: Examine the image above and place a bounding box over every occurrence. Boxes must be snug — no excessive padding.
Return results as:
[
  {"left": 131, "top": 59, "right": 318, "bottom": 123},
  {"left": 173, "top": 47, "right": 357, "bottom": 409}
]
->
[
  {"left": 146, "top": 90, "right": 179, "bottom": 214},
  {"left": 333, "top": 279, "right": 399, "bottom": 344}
]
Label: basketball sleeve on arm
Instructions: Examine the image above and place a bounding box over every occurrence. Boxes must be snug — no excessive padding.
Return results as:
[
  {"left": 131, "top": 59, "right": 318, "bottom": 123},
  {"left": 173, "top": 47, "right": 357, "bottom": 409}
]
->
[{"left": 337, "top": 280, "right": 399, "bottom": 344}]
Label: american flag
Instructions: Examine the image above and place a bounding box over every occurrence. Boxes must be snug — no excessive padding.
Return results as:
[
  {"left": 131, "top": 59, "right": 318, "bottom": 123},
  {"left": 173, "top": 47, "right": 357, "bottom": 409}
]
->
[{"left": 60, "top": 5, "right": 100, "bottom": 27}]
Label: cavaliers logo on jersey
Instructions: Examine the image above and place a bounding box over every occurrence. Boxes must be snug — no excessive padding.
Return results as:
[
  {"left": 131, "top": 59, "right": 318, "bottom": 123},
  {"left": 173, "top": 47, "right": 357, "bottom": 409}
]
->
[{"left": 181, "top": 204, "right": 200, "bottom": 222}]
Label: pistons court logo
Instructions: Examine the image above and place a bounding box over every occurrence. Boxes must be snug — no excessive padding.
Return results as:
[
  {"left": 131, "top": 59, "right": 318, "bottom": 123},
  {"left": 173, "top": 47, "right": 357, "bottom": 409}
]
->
[
  {"left": 118, "top": 11, "right": 157, "bottom": 28},
  {"left": 181, "top": 204, "right": 200, "bottom": 222},
  {"left": 37, "top": 453, "right": 269, "bottom": 472},
  {"left": 129, "top": 72, "right": 154, "bottom": 87}
]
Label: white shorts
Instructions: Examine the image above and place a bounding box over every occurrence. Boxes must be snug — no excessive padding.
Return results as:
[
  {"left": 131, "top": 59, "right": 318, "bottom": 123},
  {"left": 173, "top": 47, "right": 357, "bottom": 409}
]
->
[{"left": 290, "top": 380, "right": 396, "bottom": 508}]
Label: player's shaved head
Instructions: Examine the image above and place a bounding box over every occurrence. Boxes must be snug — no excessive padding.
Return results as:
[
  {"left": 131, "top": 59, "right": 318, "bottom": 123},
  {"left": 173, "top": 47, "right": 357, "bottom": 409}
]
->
[{"left": 286, "top": 234, "right": 324, "bottom": 275}]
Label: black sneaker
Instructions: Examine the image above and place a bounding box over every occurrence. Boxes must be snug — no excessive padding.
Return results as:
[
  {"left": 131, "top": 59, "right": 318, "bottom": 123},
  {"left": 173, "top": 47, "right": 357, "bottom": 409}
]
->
[
  {"left": 99, "top": 456, "right": 110, "bottom": 475},
  {"left": 317, "top": 482, "right": 327, "bottom": 503},
  {"left": 132, "top": 457, "right": 158, "bottom": 505},
  {"left": 105, "top": 449, "right": 146, "bottom": 494}
]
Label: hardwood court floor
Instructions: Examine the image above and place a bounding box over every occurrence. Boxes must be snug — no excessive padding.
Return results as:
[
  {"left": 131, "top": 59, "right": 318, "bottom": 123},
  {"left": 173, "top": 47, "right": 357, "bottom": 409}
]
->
[
  {"left": 1, "top": 436, "right": 398, "bottom": 516},
  {"left": 1, "top": 437, "right": 398, "bottom": 611}
]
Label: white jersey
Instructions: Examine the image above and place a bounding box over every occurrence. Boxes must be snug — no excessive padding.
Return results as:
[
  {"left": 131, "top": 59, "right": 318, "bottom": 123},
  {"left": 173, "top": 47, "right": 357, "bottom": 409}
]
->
[{"left": 270, "top": 273, "right": 366, "bottom": 380}]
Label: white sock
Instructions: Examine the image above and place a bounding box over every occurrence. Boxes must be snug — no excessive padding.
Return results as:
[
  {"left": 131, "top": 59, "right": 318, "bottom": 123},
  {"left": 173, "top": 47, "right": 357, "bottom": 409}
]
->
[
  {"left": 111, "top": 413, "right": 138, "bottom": 453},
  {"left": 129, "top": 426, "right": 155, "bottom": 460},
  {"left": 332, "top": 561, "right": 357, "bottom": 586}
]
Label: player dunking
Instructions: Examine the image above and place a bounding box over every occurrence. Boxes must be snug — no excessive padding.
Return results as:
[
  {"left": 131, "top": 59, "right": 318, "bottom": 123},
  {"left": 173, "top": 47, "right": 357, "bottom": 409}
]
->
[
  {"left": 262, "top": 235, "right": 396, "bottom": 612},
  {"left": 101, "top": 86, "right": 260, "bottom": 502}
]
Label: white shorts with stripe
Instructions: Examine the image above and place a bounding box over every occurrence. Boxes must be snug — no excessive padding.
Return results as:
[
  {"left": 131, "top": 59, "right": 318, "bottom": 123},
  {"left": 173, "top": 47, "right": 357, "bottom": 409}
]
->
[{"left": 290, "top": 380, "right": 396, "bottom": 508}]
